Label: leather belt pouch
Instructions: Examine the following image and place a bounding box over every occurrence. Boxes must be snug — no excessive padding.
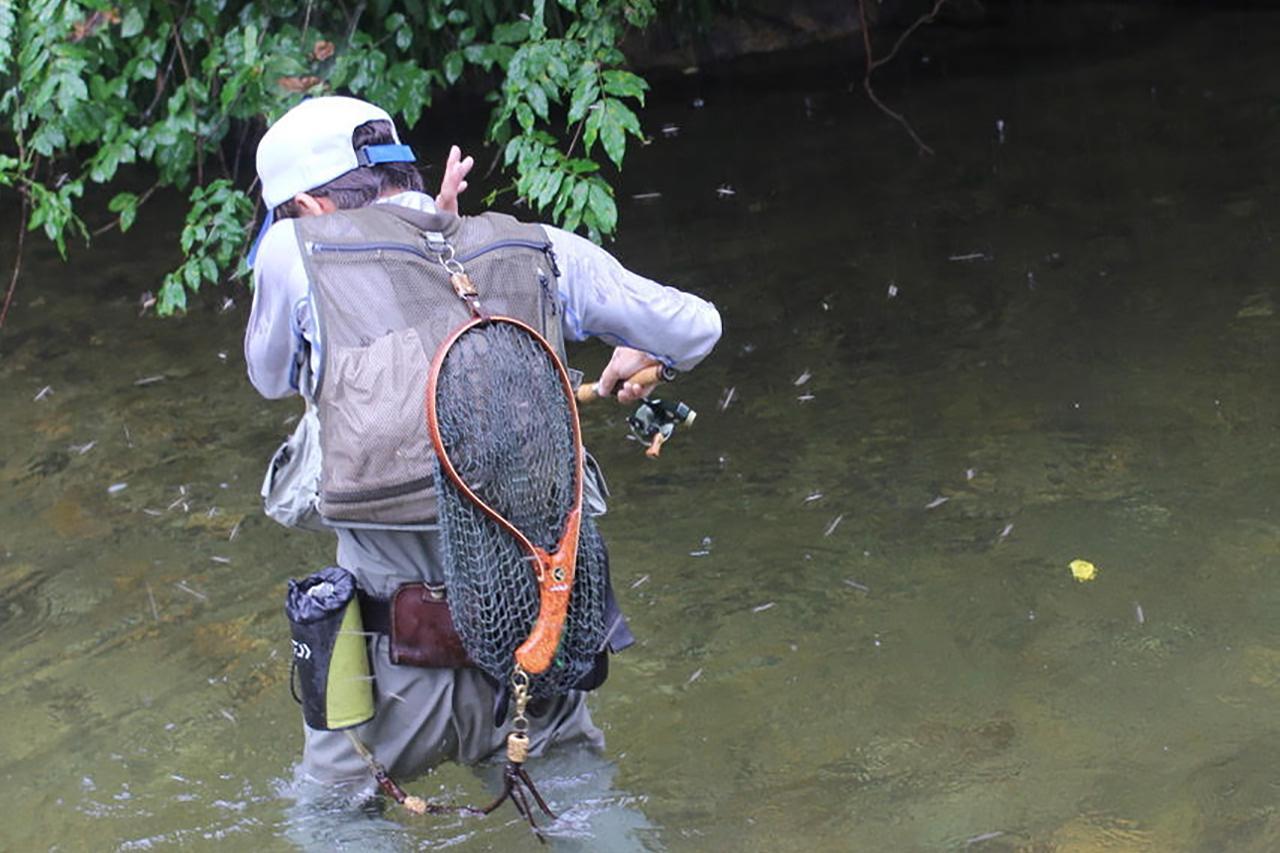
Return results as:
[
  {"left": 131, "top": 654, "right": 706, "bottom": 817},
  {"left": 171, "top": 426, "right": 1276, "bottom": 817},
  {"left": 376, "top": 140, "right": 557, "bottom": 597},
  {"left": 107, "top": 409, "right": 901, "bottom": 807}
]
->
[{"left": 389, "top": 583, "right": 475, "bottom": 668}]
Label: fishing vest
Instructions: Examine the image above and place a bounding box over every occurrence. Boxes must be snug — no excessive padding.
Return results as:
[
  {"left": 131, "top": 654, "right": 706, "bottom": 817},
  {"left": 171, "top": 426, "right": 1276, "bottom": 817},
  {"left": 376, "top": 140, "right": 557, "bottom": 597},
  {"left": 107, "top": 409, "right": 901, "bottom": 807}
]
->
[{"left": 294, "top": 205, "right": 566, "bottom": 529}]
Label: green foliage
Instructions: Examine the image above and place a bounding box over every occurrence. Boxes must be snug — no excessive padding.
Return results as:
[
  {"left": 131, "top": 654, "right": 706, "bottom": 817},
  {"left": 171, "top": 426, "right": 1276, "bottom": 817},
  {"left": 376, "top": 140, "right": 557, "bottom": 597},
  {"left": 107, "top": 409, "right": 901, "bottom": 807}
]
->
[
  {"left": 0, "top": 0, "right": 659, "bottom": 315},
  {"left": 488, "top": 1, "right": 652, "bottom": 241},
  {"left": 161, "top": 179, "right": 255, "bottom": 314}
]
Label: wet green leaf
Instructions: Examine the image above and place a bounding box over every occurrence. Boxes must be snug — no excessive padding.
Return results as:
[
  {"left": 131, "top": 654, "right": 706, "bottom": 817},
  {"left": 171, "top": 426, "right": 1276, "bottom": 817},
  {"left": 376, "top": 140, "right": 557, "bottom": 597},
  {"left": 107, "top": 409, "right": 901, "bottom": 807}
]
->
[
  {"left": 602, "top": 69, "right": 647, "bottom": 103},
  {"left": 108, "top": 192, "right": 135, "bottom": 214},
  {"left": 583, "top": 105, "right": 602, "bottom": 152},
  {"left": 121, "top": 8, "right": 144, "bottom": 38},
  {"left": 444, "top": 50, "right": 464, "bottom": 84},
  {"left": 183, "top": 260, "right": 202, "bottom": 291},
  {"left": 600, "top": 102, "right": 625, "bottom": 168},
  {"left": 563, "top": 179, "right": 590, "bottom": 232},
  {"left": 568, "top": 69, "right": 598, "bottom": 123},
  {"left": 516, "top": 101, "right": 534, "bottom": 131},
  {"left": 531, "top": 0, "right": 547, "bottom": 39},
  {"left": 537, "top": 168, "right": 564, "bottom": 208},
  {"left": 158, "top": 275, "right": 187, "bottom": 315},
  {"left": 526, "top": 82, "right": 549, "bottom": 120},
  {"left": 504, "top": 135, "right": 523, "bottom": 166},
  {"left": 0, "top": 1, "right": 15, "bottom": 78},
  {"left": 492, "top": 21, "right": 530, "bottom": 44},
  {"left": 587, "top": 181, "right": 616, "bottom": 233}
]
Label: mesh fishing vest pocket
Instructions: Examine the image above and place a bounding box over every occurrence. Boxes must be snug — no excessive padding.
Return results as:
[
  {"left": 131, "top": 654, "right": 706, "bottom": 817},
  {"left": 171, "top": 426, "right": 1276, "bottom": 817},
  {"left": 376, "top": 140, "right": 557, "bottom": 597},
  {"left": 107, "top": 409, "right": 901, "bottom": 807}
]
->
[{"left": 317, "top": 327, "right": 437, "bottom": 525}]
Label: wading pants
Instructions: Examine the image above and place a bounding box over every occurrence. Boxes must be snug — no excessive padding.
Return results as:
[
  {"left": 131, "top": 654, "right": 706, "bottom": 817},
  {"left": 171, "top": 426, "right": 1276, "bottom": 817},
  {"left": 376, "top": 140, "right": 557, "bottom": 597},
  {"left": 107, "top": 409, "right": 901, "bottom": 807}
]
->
[{"left": 295, "top": 526, "right": 604, "bottom": 793}]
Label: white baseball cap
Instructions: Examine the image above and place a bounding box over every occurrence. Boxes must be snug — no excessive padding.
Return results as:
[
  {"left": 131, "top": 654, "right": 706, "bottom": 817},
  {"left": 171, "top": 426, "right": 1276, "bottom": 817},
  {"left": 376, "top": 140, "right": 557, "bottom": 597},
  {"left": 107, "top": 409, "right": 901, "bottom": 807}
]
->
[
  {"left": 256, "top": 95, "right": 415, "bottom": 208},
  {"left": 249, "top": 96, "right": 416, "bottom": 267}
]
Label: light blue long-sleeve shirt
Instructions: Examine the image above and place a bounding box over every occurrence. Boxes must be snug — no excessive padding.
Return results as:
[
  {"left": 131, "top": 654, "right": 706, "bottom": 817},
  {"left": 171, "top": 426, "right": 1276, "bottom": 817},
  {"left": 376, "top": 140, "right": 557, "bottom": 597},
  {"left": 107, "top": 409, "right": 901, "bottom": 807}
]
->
[{"left": 244, "top": 191, "right": 721, "bottom": 399}]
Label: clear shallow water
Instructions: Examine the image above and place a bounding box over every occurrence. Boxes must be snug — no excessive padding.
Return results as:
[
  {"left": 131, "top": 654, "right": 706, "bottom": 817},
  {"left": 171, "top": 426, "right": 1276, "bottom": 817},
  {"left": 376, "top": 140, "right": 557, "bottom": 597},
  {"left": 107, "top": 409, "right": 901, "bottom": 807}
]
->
[{"left": 4, "top": 7, "right": 1280, "bottom": 851}]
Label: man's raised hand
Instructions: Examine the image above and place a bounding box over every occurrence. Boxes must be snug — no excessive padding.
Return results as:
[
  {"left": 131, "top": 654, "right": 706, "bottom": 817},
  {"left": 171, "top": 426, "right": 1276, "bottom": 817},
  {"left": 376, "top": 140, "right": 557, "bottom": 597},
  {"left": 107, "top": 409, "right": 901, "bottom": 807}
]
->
[{"left": 436, "top": 145, "right": 474, "bottom": 215}]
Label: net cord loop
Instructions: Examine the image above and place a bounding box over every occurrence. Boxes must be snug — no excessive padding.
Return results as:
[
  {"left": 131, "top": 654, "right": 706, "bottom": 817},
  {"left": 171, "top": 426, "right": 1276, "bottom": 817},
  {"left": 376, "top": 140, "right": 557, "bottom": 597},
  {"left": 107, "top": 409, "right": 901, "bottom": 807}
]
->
[{"left": 343, "top": 730, "right": 479, "bottom": 817}]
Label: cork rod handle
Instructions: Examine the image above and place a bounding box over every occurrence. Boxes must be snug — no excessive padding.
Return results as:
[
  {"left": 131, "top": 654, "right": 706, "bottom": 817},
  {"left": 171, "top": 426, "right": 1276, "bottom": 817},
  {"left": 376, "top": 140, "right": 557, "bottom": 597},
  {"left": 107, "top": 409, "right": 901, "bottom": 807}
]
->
[{"left": 576, "top": 364, "right": 669, "bottom": 403}]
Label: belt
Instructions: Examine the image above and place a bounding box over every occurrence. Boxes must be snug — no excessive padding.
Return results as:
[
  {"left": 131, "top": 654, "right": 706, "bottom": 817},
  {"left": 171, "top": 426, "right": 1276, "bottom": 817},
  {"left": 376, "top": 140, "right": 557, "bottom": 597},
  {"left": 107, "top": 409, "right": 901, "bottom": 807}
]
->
[
  {"left": 357, "top": 583, "right": 474, "bottom": 669},
  {"left": 357, "top": 590, "right": 391, "bottom": 635},
  {"left": 357, "top": 583, "right": 447, "bottom": 635}
]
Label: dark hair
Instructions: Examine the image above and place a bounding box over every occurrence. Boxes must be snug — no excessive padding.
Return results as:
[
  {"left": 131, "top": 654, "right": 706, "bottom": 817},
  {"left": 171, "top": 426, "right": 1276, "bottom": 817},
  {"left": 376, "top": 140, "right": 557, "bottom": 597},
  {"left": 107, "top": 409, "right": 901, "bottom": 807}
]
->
[{"left": 273, "top": 119, "right": 423, "bottom": 220}]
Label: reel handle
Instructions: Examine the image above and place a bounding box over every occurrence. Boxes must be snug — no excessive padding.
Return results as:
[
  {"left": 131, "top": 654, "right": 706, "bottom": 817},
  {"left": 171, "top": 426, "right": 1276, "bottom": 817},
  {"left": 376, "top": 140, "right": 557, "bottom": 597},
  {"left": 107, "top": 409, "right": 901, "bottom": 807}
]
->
[{"left": 576, "top": 364, "right": 675, "bottom": 403}]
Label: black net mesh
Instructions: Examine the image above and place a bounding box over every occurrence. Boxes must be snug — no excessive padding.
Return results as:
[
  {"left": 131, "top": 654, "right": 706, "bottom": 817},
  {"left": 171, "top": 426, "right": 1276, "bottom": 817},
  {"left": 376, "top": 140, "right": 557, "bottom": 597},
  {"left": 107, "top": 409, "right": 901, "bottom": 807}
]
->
[{"left": 433, "top": 319, "right": 608, "bottom": 698}]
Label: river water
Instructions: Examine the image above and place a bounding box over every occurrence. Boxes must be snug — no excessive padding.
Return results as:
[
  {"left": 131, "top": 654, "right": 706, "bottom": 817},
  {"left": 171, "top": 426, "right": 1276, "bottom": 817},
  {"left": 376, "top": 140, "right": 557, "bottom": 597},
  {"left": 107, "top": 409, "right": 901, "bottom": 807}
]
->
[{"left": 3, "top": 7, "right": 1280, "bottom": 851}]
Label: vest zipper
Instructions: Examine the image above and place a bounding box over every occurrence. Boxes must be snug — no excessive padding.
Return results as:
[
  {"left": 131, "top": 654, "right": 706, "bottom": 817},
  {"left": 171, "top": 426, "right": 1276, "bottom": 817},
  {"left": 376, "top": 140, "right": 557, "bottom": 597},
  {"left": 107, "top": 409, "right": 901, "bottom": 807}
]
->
[
  {"left": 457, "top": 239, "right": 553, "bottom": 266},
  {"left": 308, "top": 238, "right": 555, "bottom": 267},
  {"left": 307, "top": 241, "right": 433, "bottom": 261},
  {"left": 539, "top": 270, "right": 557, "bottom": 316}
]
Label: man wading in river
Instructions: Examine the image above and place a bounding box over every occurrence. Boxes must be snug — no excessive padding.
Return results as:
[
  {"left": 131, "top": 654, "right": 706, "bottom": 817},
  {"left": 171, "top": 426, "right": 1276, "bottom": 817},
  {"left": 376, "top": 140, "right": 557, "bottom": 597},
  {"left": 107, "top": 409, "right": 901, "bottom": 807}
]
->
[{"left": 243, "top": 96, "right": 720, "bottom": 828}]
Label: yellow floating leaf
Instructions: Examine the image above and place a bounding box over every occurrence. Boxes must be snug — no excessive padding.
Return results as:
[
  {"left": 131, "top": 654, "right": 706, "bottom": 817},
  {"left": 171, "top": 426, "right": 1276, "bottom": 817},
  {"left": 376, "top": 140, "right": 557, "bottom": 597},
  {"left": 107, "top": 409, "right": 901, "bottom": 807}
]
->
[{"left": 1069, "top": 559, "right": 1097, "bottom": 582}]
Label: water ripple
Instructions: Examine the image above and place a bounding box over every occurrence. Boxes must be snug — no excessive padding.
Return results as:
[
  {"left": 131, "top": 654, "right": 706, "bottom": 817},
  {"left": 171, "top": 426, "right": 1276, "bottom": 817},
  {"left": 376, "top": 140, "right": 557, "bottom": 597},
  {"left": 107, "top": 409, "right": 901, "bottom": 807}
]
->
[{"left": 0, "top": 563, "right": 54, "bottom": 648}]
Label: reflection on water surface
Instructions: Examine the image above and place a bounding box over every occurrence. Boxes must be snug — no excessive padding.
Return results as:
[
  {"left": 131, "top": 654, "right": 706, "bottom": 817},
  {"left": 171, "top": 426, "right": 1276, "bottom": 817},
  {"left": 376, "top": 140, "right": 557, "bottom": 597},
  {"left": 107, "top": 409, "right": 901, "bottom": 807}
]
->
[{"left": 3, "top": 7, "right": 1280, "bottom": 851}]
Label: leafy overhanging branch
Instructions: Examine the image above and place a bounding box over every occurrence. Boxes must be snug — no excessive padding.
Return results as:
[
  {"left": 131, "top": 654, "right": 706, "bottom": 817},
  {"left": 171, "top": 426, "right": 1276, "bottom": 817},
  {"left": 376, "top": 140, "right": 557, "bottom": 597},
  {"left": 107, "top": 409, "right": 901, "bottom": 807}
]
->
[{"left": 0, "top": 0, "right": 657, "bottom": 325}]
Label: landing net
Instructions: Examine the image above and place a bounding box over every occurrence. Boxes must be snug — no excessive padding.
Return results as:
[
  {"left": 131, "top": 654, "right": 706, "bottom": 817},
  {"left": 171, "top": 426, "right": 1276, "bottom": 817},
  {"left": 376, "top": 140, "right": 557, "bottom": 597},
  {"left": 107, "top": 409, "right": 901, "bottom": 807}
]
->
[{"left": 431, "top": 319, "right": 608, "bottom": 699}]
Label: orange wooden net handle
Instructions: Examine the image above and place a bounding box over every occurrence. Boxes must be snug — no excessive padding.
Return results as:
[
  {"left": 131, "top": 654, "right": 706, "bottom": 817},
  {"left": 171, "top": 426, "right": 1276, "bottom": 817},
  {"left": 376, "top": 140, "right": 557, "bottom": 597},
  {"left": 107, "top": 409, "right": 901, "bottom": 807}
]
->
[
  {"left": 514, "top": 509, "right": 582, "bottom": 674},
  {"left": 575, "top": 364, "right": 667, "bottom": 403}
]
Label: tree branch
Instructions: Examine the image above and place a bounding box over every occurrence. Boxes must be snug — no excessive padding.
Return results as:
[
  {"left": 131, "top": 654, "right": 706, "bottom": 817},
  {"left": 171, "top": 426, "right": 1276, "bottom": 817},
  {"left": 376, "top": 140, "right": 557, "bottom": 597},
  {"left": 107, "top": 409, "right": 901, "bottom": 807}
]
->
[
  {"left": 870, "top": 0, "right": 948, "bottom": 72},
  {"left": 172, "top": 19, "right": 193, "bottom": 82},
  {"left": 564, "top": 114, "right": 587, "bottom": 161},
  {"left": 863, "top": 75, "right": 934, "bottom": 157},
  {"left": 142, "top": 44, "right": 179, "bottom": 120},
  {"left": 2, "top": 98, "right": 32, "bottom": 332},
  {"left": 0, "top": 192, "right": 30, "bottom": 332},
  {"left": 91, "top": 183, "right": 160, "bottom": 237},
  {"left": 143, "top": 0, "right": 193, "bottom": 121},
  {"left": 857, "top": 0, "right": 947, "bottom": 156},
  {"left": 345, "top": 2, "right": 366, "bottom": 45}
]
